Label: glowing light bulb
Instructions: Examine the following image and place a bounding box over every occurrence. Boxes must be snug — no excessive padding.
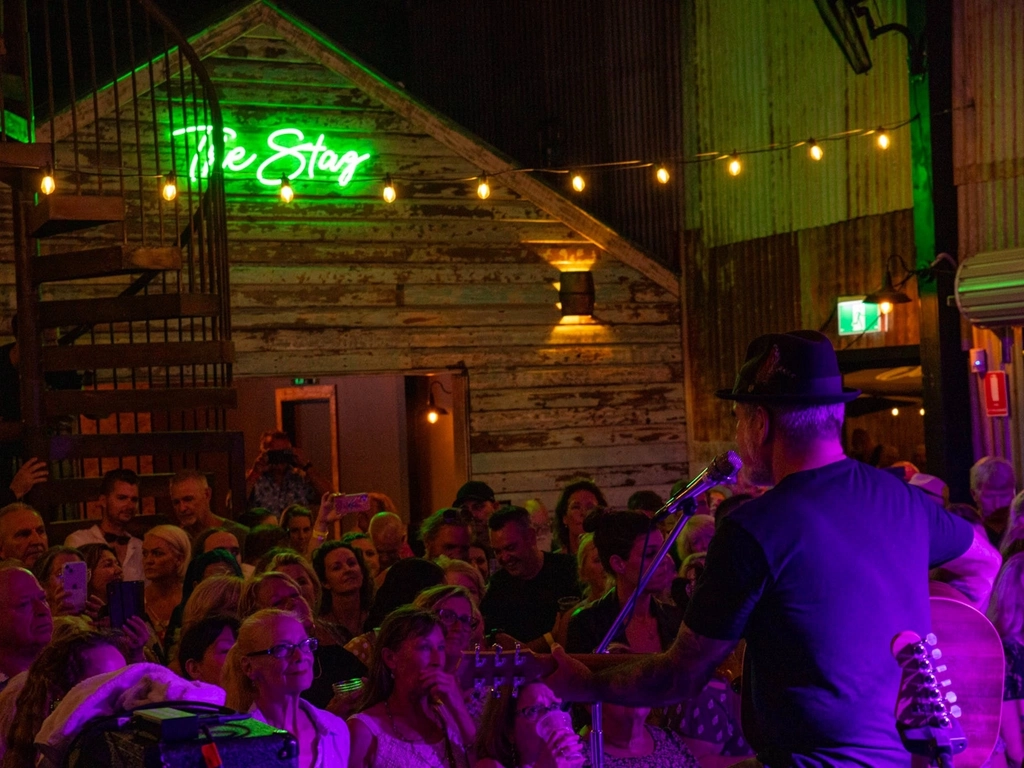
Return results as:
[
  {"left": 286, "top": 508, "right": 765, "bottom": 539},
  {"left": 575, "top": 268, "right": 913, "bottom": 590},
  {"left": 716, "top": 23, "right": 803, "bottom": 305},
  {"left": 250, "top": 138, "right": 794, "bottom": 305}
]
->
[
  {"left": 876, "top": 128, "right": 890, "bottom": 150},
  {"left": 382, "top": 174, "right": 396, "bottom": 204},
  {"left": 808, "top": 140, "right": 823, "bottom": 161},
  {"left": 571, "top": 173, "right": 586, "bottom": 193},
  {"left": 279, "top": 177, "right": 294, "bottom": 204},
  {"left": 477, "top": 176, "right": 491, "bottom": 199},
  {"left": 879, "top": 300, "right": 893, "bottom": 315},
  {"left": 728, "top": 153, "right": 742, "bottom": 177},
  {"left": 161, "top": 173, "right": 178, "bottom": 202},
  {"left": 891, "top": 407, "right": 900, "bottom": 417},
  {"left": 655, "top": 165, "right": 670, "bottom": 184},
  {"left": 40, "top": 165, "right": 55, "bottom": 195},
  {"left": 427, "top": 409, "right": 439, "bottom": 425},
  {"left": 919, "top": 408, "right": 925, "bottom": 416}
]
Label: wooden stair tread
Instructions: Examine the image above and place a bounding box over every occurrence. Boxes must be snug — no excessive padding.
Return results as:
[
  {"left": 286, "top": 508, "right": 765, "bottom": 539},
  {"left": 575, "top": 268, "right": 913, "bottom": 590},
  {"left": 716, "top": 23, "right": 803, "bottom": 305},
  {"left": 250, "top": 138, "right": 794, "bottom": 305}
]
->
[
  {"left": 48, "top": 430, "right": 244, "bottom": 460},
  {"left": 0, "top": 141, "right": 52, "bottom": 168},
  {"left": 44, "top": 387, "right": 237, "bottom": 417},
  {"left": 28, "top": 472, "right": 215, "bottom": 507},
  {"left": 29, "top": 194, "right": 125, "bottom": 238},
  {"left": 33, "top": 245, "right": 182, "bottom": 284},
  {"left": 42, "top": 340, "right": 234, "bottom": 370},
  {"left": 38, "top": 293, "right": 222, "bottom": 327}
]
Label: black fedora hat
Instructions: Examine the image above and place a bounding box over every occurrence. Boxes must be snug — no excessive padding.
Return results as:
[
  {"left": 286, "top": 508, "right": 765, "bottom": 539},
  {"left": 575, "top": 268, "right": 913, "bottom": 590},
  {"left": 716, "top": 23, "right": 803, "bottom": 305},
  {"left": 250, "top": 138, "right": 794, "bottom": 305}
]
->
[{"left": 715, "top": 330, "right": 860, "bottom": 405}]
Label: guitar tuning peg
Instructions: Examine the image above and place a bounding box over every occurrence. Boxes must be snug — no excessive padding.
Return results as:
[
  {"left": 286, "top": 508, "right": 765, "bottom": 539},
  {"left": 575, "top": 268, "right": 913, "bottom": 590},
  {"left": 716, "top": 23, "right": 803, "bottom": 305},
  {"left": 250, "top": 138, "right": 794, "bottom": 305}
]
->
[
  {"left": 494, "top": 645, "right": 505, "bottom": 667},
  {"left": 950, "top": 705, "right": 962, "bottom": 718},
  {"left": 945, "top": 692, "right": 957, "bottom": 704},
  {"left": 935, "top": 664, "right": 947, "bottom": 673},
  {"left": 512, "top": 675, "right": 525, "bottom": 698},
  {"left": 475, "top": 645, "right": 483, "bottom": 667},
  {"left": 925, "top": 633, "right": 938, "bottom": 646},
  {"left": 931, "top": 648, "right": 942, "bottom": 660},
  {"left": 493, "top": 677, "right": 502, "bottom": 697},
  {"left": 514, "top": 642, "right": 522, "bottom": 665}
]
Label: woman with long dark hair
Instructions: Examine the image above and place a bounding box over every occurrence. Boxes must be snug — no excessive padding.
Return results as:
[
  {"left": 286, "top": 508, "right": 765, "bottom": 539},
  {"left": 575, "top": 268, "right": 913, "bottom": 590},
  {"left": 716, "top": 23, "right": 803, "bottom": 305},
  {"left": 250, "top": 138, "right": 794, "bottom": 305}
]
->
[
  {"left": 312, "top": 541, "right": 371, "bottom": 644},
  {"left": 554, "top": 479, "right": 606, "bottom": 556},
  {"left": 348, "top": 607, "right": 472, "bottom": 768}
]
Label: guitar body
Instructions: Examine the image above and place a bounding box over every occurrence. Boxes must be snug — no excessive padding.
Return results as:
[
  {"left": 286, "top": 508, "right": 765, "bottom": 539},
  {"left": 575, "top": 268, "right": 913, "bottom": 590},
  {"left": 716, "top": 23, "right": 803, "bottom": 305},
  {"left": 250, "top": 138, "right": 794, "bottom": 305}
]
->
[{"left": 739, "top": 596, "right": 1004, "bottom": 767}]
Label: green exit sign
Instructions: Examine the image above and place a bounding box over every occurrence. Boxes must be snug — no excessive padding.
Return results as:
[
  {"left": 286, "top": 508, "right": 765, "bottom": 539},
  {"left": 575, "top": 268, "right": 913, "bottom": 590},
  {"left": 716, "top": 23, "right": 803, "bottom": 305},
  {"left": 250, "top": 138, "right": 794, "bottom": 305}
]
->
[{"left": 837, "top": 297, "right": 885, "bottom": 336}]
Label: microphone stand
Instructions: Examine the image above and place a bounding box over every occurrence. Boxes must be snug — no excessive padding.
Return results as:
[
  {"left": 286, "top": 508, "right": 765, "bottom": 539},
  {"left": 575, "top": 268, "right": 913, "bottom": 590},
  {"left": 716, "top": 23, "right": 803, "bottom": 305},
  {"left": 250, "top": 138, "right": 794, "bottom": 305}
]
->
[{"left": 588, "top": 451, "right": 742, "bottom": 768}]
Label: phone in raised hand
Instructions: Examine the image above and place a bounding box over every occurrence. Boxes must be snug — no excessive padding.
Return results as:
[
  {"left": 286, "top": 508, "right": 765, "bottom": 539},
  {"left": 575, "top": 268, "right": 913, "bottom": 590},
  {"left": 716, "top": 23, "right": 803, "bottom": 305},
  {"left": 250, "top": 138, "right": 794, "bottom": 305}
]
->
[
  {"left": 335, "top": 493, "right": 371, "bottom": 515},
  {"left": 60, "top": 560, "right": 88, "bottom": 614}
]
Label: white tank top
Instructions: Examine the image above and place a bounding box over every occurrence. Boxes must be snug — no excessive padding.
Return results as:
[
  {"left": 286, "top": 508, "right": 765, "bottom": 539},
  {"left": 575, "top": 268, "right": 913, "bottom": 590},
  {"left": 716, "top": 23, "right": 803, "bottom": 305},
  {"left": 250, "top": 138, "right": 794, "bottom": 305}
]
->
[{"left": 348, "top": 712, "right": 470, "bottom": 768}]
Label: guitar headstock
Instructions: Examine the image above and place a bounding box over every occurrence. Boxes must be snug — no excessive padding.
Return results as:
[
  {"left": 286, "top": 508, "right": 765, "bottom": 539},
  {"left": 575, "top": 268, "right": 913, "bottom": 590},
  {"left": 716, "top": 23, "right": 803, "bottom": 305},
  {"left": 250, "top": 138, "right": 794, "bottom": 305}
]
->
[
  {"left": 457, "top": 644, "right": 550, "bottom": 699},
  {"left": 891, "top": 630, "right": 967, "bottom": 760}
]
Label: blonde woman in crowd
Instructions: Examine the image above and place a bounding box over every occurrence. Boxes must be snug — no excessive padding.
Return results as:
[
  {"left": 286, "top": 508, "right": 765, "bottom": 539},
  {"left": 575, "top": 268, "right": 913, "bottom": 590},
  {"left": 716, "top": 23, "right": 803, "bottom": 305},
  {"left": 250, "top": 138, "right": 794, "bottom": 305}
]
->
[
  {"left": 265, "top": 551, "right": 323, "bottom": 616},
  {"left": 436, "top": 555, "right": 486, "bottom": 606},
  {"left": 576, "top": 532, "right": 611, "bottom": 604},
  {"left": 224, "top": 609, "right": 349, "bottom": 768},
  {"left": 143, "top": 525, "right": 191, "bottom": 646}
]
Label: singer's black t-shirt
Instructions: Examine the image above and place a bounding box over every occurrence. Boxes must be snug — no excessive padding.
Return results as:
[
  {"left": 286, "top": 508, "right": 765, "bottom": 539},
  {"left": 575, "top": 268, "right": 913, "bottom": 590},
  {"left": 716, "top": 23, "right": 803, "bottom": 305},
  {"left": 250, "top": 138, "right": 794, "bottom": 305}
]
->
[{"left": 684, "top": 458, "right": 973, "bottom": 768}]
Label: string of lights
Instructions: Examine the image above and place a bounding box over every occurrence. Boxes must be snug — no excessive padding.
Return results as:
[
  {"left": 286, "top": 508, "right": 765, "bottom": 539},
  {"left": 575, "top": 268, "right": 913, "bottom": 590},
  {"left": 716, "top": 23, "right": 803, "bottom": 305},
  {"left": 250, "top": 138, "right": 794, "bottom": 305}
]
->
[{"left": 37, "top": 114, "right": 916, "bottom": 204}]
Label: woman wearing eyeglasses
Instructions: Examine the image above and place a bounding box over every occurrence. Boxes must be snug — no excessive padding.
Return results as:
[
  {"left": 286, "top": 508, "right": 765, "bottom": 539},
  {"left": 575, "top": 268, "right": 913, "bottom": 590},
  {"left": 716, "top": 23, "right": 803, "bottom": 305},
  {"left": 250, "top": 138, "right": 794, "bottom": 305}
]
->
[
  {"left": 475, "top": 681, "right": 583, "bottom": 768},
  {"left": 413, "top": 584, "right": 485, "bottom": 727},
  {"left": 348, "top": 607, "right": 472, "bottom": 768},
  {"left": 224, "top": 609, "right": 350, "bottom": 768}
]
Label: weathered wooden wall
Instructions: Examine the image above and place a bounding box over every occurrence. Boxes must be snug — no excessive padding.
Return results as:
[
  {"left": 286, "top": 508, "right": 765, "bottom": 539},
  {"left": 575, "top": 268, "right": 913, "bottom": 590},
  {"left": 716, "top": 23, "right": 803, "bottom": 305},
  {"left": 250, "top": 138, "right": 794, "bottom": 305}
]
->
[{"left": 0, "top": 6, "right": 687, "bottom": 511}]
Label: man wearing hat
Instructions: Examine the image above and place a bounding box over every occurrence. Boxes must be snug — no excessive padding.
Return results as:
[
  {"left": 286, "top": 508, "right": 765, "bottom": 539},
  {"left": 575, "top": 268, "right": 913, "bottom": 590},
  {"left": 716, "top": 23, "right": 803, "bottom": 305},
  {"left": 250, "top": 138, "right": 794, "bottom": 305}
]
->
[
  {"left": 546, "top": 330, "right": 1000, "bottom": 767},
  {"left": 454, "top": 480, "right": 498, "bottom": 548}
]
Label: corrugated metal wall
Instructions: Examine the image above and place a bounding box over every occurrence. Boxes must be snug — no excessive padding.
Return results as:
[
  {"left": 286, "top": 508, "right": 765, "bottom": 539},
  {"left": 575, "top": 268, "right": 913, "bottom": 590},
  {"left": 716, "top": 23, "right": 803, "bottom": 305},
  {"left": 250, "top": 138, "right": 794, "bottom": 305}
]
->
[
  {"left": 952, "top": 0, "right": 1024, "bottom": 473},
  {"left": 690, "top": 0, "right": 913, "bottom": 248},
  {"left": 403, "top": 0, "right": 684, "bottom": 271}
]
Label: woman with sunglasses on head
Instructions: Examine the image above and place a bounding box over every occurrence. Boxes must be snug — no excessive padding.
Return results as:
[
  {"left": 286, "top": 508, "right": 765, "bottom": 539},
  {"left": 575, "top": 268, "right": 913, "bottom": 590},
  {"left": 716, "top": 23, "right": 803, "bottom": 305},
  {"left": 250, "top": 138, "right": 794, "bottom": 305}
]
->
[
  {"left": 413, "top": 584, "right": 485, "bottom": 729},
  {"left": 475, "top": 681, "right": 583, "bottom": 768},
  {"left": 348, "top": 607, "right": 472, "bottom": 768},
  {"left": 224, "top": 609, "right": 349, "bottom": 768}
]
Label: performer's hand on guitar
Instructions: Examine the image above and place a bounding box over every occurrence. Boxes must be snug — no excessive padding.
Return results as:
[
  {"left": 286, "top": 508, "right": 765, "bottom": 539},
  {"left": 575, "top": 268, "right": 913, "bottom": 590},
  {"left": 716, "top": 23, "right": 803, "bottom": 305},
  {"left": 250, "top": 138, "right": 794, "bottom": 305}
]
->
[{"left": 544, "top": 644, "right": 595, "bottom": 702}]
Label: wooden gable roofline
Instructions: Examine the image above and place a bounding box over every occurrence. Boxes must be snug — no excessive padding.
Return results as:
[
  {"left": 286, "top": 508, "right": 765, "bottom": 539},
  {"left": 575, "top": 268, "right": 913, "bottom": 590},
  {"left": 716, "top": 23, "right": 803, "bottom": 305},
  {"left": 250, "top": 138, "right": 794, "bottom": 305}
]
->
[
  {"left": 37, "top": 0, "right": 679, "bottom": 296},
  {"left": 254, "top": 1, "right": 679, "bottom": 296}
]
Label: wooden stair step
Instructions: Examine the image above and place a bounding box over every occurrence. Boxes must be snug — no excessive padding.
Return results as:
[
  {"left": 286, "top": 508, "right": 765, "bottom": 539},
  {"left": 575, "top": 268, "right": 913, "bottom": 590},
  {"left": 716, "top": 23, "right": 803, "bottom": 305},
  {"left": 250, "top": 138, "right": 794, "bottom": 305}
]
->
[
  {"left": 44, "top": 387, "right": 237, "bottom": 417},
  {"left": 47, "top": 430, "right": 244, "bottom": 460},
  {"left": 38, "top": 293, "right": 222, "bottom": 327},
  {"left": 33, "top": 245, "right": 182, "bottom": 284},
  {"left": 0, "top": 141, "right": 52, "bottom": 168},
  {"left": 42, "top": 340, "right": 234, "bottom": 371},
  {"left": 27, "top": 471, "right": 215, "bottom": 507},
  {"left": 29, "top": 194, "right": 125, "bottom": 238}
]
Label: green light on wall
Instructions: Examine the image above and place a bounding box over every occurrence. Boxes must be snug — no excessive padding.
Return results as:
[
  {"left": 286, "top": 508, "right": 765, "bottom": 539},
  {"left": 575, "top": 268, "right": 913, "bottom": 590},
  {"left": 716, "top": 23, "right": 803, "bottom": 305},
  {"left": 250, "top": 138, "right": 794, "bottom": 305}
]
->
[{"left": 171, "top": 125, "right": 371, "bottom": 191}]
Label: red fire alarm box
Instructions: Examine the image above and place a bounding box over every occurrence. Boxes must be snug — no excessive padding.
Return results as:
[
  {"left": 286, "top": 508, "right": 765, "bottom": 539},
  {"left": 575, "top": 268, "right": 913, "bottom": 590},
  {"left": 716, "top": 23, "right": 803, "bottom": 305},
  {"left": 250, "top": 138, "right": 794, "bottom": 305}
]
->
[{"left": 983, "top": 371, "right": 1009, "bottom": 418}]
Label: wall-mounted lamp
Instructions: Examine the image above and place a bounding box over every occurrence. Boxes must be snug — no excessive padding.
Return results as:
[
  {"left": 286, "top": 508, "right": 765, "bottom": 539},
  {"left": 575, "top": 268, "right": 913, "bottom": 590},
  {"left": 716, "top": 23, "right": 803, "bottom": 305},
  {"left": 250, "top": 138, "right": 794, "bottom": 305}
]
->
[
  {"left": 425, "top": 379, "right": 450, "bottom": 425},
  {"left": 558, "top": 270, "right": 595, "bottom": 317},
  {"left": 863, "top": 254, "right": 912, "bottom": 314}
]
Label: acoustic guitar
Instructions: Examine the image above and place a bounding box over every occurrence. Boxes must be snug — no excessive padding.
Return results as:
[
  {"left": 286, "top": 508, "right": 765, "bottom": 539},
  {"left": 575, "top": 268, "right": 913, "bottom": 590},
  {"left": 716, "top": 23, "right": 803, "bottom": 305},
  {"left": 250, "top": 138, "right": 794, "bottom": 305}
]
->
[{"left": 460, "top": 597, "right": 1003, "bottom": 767}]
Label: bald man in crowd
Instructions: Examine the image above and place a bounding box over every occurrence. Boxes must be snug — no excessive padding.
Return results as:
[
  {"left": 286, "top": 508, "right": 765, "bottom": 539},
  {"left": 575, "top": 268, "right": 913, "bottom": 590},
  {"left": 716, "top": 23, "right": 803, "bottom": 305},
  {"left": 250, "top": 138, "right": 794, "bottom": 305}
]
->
[{"left": 0, "top": 565, "right": 53, "bottom": 690}]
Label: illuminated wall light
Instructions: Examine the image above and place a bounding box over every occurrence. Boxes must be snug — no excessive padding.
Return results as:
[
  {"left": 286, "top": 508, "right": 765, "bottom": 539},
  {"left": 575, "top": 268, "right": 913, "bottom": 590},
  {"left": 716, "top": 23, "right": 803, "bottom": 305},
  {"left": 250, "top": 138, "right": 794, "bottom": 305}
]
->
[
  {"left": 40, "top": 165, "right": 55, "bottom": 195},
  {"left": 919, "top": 408, "right": 925, "bottom": 416},
  {"left": 879, "top": 300, "right": 894, "bottom": 315},
  {"left": 876, "top": 128, "right": 890, "bottom": 150},
  {"left": 571, "top": 173, "right": 586, "bottom": 193},
  {"left": 808, "top": 139, "right": 823, "bottom": 161},
  {"left": 425, "top": 380, "right": 449, "bottom": 425},
  {"left": 558, "top": 270, "right": 595, "bottom": 317},
  {"left": 279, "top": 176, "right": 294, "bottom": 204},
  {"left": 161, "top": 172, "right": 178, "bottom": 202},
  {"left": 655, "top": 165, "right": 670, "bottom": 184},
  {"left": 728, "top": 152, "right": 742, "bottom": 177},
  {"left": 476, "top": 176, "right": 491, "bottom": 200},
  {"left": 891, "top": 407, "right": 900, "bottom": 417},
  {"left": 382, "top": 174, "right": 396, "bottom": 204}
]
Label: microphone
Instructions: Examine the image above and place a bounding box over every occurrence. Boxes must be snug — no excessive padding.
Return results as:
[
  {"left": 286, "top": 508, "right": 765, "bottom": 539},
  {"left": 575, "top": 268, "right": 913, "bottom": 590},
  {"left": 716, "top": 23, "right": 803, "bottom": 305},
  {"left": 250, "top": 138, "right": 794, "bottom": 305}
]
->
[{"left": 653, "top": 451, "right": 743, "bottom": 522}]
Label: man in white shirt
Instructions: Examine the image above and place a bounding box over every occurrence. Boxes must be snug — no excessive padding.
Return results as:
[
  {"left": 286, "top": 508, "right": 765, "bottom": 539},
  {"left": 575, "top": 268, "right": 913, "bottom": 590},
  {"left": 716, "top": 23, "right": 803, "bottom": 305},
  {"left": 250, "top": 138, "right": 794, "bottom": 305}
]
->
[{"left": 65, "top": 469, "right": 144, "bottom": 581}]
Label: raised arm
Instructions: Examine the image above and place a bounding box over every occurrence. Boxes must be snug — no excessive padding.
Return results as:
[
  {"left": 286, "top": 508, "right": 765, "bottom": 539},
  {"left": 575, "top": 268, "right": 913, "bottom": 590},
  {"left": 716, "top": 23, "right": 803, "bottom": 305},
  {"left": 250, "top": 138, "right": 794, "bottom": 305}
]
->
[{"left": 932, "top": 524, "right": 1001, "bottom": 609}]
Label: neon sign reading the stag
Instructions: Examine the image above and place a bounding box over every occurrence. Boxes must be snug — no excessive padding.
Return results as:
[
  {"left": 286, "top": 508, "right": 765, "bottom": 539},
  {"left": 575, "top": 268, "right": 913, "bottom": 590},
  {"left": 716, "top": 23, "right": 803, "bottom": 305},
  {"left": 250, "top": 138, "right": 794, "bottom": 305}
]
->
[{"left": 172, "top": 125, "right": 372, "bottom": 190}]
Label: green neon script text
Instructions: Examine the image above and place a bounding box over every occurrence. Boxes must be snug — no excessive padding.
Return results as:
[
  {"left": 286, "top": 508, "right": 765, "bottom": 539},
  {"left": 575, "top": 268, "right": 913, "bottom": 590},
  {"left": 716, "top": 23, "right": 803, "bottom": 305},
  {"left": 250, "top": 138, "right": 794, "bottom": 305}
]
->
[{"left": 172, "top": 125, "right": 371, "bottom": 189}]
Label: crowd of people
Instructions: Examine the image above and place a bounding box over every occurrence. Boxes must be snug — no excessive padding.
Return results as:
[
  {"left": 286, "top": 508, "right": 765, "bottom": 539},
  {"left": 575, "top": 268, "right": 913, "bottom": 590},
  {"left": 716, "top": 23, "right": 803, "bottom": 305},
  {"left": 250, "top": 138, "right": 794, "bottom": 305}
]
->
[{"left": 0, "top": 419, "right": 1022, "bottom": 768}]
